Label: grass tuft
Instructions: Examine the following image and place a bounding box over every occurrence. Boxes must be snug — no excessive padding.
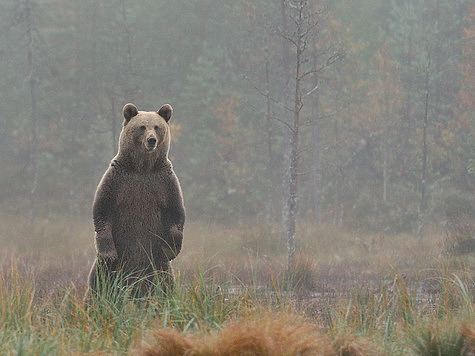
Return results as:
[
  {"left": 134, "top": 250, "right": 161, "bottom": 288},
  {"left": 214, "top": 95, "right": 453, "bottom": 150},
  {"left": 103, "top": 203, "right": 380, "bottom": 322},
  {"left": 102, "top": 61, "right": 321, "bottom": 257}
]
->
[
  {"left": 140, "top": 312, "right": 333, "bottom": 356},
  {"left": 406, "top": 317, "right": 469, "bottom": 356},
  {"left": 0, "top": 261, "right": 35, "bottom": 330}
]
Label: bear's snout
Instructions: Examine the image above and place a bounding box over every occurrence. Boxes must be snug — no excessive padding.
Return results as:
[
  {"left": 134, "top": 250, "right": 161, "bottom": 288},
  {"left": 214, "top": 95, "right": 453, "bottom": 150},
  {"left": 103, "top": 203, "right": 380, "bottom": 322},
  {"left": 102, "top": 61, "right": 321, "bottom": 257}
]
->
[
  {"left": 147, "top": 137, "right": 157, "bottom": 146},
  {"left": 145, "top": 135, "right": 158, "bottom": 151}
]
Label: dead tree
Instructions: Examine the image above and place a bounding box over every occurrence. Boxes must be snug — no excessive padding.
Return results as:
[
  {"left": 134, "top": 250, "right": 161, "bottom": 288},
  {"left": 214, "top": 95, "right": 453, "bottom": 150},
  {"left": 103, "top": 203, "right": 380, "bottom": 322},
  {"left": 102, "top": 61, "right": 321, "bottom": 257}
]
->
[
  {"left": 278, "top": 0, "right": 344, "bottom": 269},
  {"left": 310, "top": 52, "right": 322, "bottom": 224},
  {"left": 418, "top": 53, "right": 431, "bottom": 244},
  {"left": 280, "top": 0, "right": 293, "bottom": 250},
  {"left": 249, "top": 1, "right": 342, "bottom": 268},
  {"left": 264, "top": 44, "right": 275, "bottom": 224},
  {"left": 24, "top": 0, "right": 38, "bottom": 224},
  {"left": 280, "top": 0, "right": 321, "bottom": 269}
]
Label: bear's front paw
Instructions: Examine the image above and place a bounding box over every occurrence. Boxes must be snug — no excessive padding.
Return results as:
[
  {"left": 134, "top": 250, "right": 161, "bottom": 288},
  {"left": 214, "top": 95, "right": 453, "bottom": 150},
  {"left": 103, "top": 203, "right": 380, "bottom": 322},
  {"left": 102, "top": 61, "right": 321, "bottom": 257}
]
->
[
  {"left": 162, "top": 227, "right": 183, "bottom": 261},
  {"left": 162, "top": 246, "right": 178, "bottom": 261},
  {"left": 100, "top": 248, "right": 118, "bottom": 262}
]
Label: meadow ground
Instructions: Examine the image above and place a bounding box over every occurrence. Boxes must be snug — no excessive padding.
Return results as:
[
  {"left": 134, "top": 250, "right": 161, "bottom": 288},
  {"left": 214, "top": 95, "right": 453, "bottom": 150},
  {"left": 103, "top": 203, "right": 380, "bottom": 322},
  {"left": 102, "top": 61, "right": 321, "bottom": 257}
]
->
[{"left": 0, "top": 212, "right": 473, "bottom": 355}]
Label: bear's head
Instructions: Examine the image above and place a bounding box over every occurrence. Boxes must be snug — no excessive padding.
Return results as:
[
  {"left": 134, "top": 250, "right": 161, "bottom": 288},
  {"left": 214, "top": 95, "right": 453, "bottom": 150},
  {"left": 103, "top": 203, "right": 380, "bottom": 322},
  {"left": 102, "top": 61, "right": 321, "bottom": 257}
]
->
[{"left": 118, "top": 103, "right": 173, "bottom": 169}]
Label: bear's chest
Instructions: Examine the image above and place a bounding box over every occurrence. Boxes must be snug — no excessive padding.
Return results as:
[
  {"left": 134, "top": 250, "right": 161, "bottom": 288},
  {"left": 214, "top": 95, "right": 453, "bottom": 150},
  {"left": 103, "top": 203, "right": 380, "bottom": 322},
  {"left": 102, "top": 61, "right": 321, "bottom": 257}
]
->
[{"left": 115, "top": 172, "right": 167, "bottom": 213}]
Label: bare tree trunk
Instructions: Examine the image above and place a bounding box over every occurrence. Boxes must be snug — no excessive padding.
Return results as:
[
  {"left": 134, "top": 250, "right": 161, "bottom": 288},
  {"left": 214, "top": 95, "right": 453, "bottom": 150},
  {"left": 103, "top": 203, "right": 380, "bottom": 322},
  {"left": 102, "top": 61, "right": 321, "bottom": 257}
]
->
[
  {"left": 121, "top": 0, "right": 133, "bottom": 75},
  {"left": 280, "top": 0, "right": 293, "bottom": 244},
  {"left": 312, "top": 98, "right": 322, "bottom": 223},
  {"left": 25, "top": 0, "right": 38, "bottom": 224},
  {"left": 68, "top": 188, "right": 75, "bottom": 235},
  {"left": 332, "top": 113, "right": 344, "bottom": 227},
  {"left": 280, "top": 0, "right": 292, "bottom": 104},
  {"left": 121, "top": 0, "right": 136, "bottom": 102},
  {"left": 108, "top": 92, "right": 118, "bottom": 153},
  {"left": 334, "top": 167, "right": 345, "bottom": 227},
  {"left": 286, "top": 127, "right": 298, "bottom": 268},
  {"left": 383, "top": 96, "right": 390, "bottom": 203},
  {"left": 418, "top": 55, "right": 430, "bottom": 244},
  {"left": 90, "top": 0, "right": 100, "bottom": 112},
  {"left": 285, "top": 0, "right": 306, "bottom": 269},
  {"left": 278, "top": 0, "right": 336, "bottom": 268},
  {"left": 286, "top": 65, "right": 301, "bottom": 268},
  {"left": 311, "top": 54, "right": 322, "bottom": 223},
  {"left": 383, "top": 143, "right": 388, "bottom": 202},
  {"left": 401, "top": 30, "right": 415, "bottom": 183},
  {"left": 264, "top": 45, "right": 274, "bottom": 224}
]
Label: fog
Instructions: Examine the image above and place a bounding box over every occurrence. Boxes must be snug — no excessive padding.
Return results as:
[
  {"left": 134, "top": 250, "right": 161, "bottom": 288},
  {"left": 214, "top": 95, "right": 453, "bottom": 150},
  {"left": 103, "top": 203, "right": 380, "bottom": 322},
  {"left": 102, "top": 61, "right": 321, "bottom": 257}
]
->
[
  {"left": 0, "top": 0, "right": 473, "bottom": 250},
  {"left": 0, "top": 1, "right": 473, "bottom": 353}
]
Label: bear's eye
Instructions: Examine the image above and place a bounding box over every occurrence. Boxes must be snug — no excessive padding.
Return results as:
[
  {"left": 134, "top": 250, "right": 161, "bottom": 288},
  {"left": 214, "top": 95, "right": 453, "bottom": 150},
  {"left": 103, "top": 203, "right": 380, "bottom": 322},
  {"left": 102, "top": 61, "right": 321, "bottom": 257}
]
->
[
  {"left": 154, "top": 126, "right": 159, "bottom": 131},
  {"left": 140, "top": 125, "right": 146, "bottom": 130}
]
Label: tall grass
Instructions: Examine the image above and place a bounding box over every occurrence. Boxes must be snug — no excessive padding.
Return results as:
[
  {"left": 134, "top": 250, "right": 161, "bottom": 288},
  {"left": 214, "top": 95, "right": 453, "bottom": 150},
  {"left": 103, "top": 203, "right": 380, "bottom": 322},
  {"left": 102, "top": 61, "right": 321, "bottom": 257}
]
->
[
  {"left": 0, "top": 259, "right": 472, "bottom": 355},
  {"left": 1, "top": 262, "right": 260, "bottom": 354},
  {"left": 0, "top": 215, "right": 473, "bottom": 354},
  {"left": 325, "top": 266, "right": 474, "bottom": 355},
  {"left": 0, "top": 262, "right": 35, "bottom": 330}
]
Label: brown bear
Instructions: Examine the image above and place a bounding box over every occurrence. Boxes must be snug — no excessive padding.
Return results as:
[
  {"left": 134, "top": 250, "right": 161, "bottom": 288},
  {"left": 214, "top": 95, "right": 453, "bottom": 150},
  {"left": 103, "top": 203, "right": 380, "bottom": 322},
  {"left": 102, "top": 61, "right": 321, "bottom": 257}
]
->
[{"left": 86, "top": 103, "right": 185, "bottom": 299}]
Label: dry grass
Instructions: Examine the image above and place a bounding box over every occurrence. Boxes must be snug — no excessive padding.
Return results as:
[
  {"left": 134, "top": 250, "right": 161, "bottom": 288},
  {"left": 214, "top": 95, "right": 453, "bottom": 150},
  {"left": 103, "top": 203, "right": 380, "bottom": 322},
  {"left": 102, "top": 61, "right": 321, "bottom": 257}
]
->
[
  {"left": 0, "top": 212, "right": 464, "bottom": 294},
  {"left": 461, "top": 325, "right": 475, "bottom": 355},
  {"left": 140, "top": 312, "right": 382, "bottom": 356},
  {"left": 0, "top": 213, "right": 473, "bottom": 354}
]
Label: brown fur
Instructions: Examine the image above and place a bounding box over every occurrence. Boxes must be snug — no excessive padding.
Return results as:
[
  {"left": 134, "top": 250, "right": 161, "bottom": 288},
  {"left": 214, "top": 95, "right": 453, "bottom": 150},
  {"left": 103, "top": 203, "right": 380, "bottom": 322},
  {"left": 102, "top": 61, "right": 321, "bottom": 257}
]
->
[{"left": 86, "top": 103, "right": 185, "bottom": 299}]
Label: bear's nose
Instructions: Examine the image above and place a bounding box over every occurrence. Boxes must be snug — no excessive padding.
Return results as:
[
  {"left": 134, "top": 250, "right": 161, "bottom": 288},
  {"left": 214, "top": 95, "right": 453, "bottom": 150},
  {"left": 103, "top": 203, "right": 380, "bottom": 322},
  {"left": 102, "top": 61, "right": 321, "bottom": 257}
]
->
[{"left": 147, "top": 137, "right": 157, "bottom": 145}]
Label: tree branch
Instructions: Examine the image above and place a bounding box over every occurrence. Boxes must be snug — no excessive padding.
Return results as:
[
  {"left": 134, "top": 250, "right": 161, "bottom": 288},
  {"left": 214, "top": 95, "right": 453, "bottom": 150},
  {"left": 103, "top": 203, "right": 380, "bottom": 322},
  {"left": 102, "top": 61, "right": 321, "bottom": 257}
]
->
[
  {"left": 242, "top": 73, "right": 293, "bottom": 113},
  {"left": 302, "top": 84, "right": 319, "bottom": 98}
]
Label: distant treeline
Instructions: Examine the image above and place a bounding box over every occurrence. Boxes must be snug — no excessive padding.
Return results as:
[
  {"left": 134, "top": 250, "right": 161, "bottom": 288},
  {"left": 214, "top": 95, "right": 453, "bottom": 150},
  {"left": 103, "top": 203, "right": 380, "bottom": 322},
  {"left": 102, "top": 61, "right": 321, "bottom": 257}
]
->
[{"left": 0, "top": 0, "right": 473, "bottom": 234}]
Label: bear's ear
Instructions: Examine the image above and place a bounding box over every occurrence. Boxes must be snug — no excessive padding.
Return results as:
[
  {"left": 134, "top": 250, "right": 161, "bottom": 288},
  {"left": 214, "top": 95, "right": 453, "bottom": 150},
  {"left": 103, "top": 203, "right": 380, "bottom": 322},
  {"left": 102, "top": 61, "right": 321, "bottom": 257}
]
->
[
  {"left": 158, "top": 104, "right": 173, "bottom": 122},
  {"left": 122, "top": 103, "right": 138, "bottom": 122}
]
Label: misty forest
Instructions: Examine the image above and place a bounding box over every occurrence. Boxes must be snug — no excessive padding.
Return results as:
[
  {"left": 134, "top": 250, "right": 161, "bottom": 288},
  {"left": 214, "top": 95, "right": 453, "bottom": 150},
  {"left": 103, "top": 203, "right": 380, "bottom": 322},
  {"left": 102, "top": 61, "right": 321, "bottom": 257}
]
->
[{"left": 0, "top": 0, "right": 474, "bottom": 355}]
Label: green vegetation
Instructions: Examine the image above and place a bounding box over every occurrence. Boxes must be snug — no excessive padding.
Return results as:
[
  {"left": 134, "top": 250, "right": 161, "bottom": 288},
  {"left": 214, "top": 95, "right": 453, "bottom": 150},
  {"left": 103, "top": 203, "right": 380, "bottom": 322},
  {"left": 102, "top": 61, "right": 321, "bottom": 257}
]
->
[{"left": 0, "top": 216, "right": 473, "bottom": 355}]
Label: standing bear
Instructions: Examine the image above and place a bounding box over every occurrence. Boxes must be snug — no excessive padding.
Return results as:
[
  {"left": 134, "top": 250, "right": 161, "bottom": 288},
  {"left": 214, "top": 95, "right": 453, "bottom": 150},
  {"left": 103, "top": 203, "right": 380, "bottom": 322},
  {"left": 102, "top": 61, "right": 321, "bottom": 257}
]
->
[{"left": 86, "top": 103, "right": 185, "bottom": 299}]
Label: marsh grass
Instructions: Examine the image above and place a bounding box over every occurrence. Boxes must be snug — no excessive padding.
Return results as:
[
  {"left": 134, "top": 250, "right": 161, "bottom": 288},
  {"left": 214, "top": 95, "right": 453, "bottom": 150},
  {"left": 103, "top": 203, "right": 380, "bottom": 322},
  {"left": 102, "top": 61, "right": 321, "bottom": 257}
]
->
[
  {"left": 0, "top": 262, "right": 35, "bottom": 330},
  {"left": 0, "top": 261, "right": 257, "bottom": 354},
  {"left": 0, "top": 262, "right": 473, "bottom": 355},
  {"left": 406, "top": 317, "right": 467, "bottom": 356},
  {"left": 0, "top": 214, "right": 473, "bottom": 354},
  {"left": 403, "top": 270, "right": 474, "bottom": 356}
]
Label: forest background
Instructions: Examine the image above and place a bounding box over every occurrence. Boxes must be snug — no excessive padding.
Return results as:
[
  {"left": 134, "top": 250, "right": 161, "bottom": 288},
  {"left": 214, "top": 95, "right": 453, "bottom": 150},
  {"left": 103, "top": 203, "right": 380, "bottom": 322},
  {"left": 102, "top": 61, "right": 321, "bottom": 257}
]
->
[{"left": 0, "top": 0, "right": 473, "bottom": 243}]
